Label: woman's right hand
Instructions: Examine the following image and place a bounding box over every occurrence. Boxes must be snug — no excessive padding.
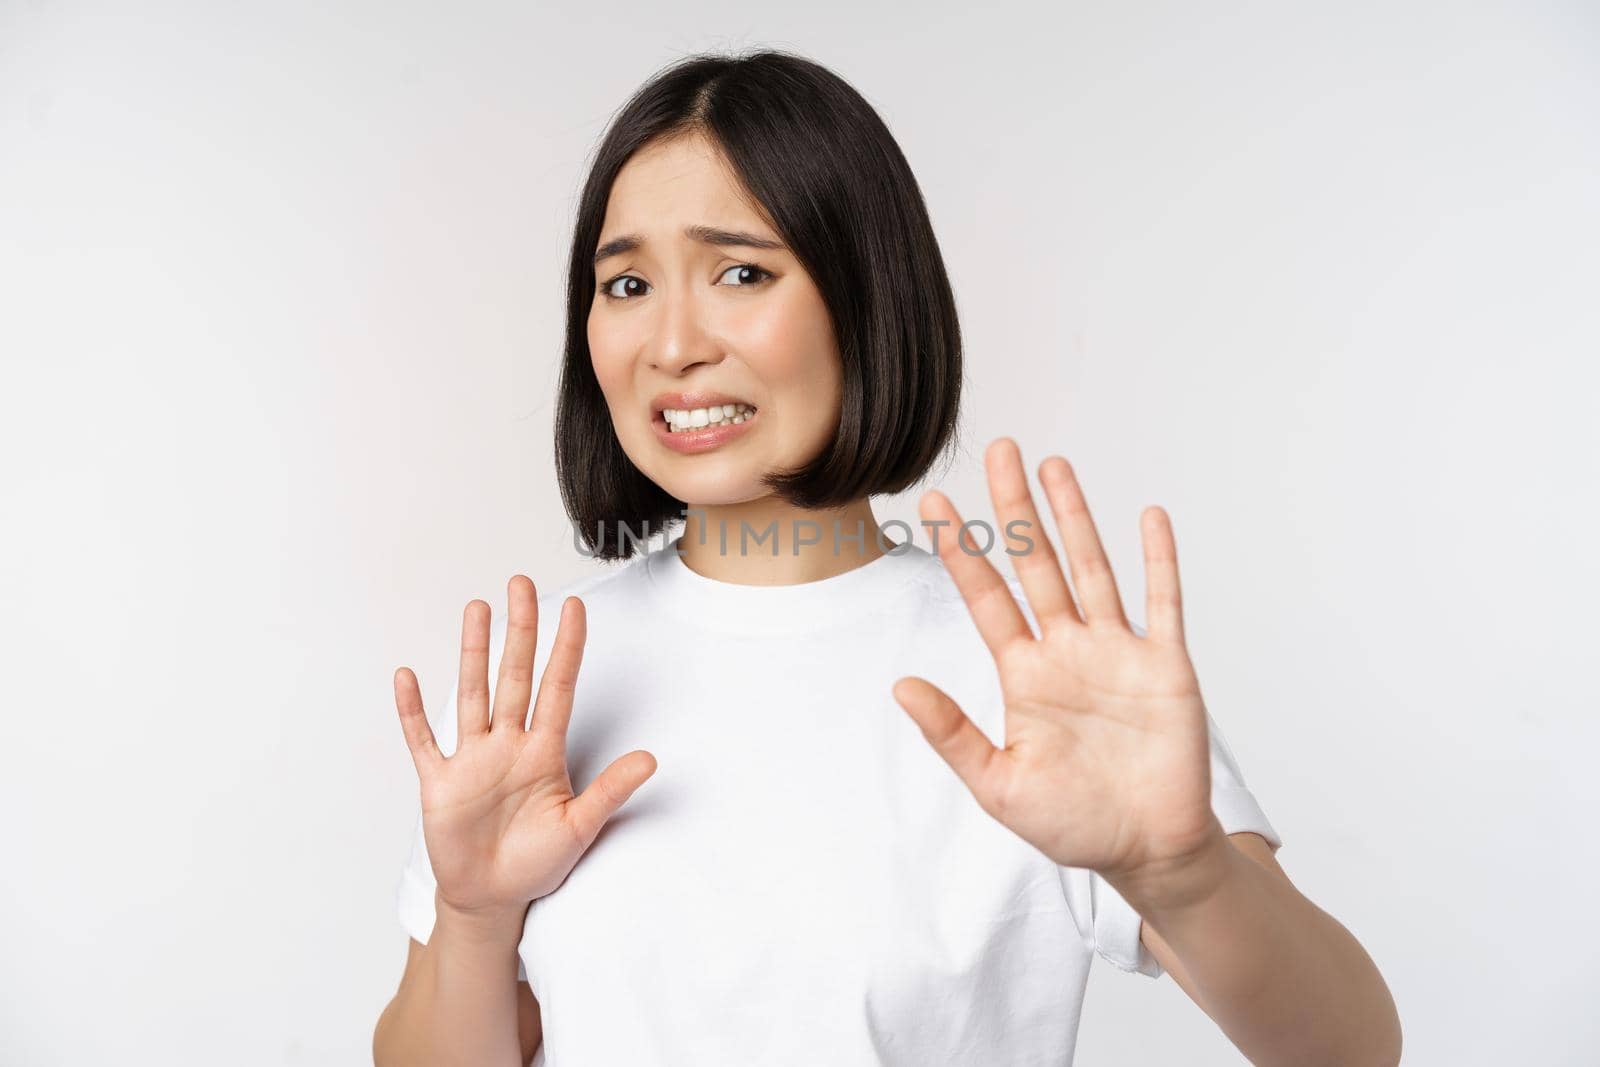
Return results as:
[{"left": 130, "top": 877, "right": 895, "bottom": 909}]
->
[{"left": 393, "top": 575, "right": 657, "bottom": 920}]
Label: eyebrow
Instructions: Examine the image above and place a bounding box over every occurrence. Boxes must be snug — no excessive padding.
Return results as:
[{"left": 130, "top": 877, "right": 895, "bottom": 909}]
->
[{"left": 593, "top": 224, "right": 787, "bottom": 265}]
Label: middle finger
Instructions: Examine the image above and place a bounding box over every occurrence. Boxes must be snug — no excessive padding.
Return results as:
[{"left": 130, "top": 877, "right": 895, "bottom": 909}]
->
[{"left": 491, "top": 575, "right": 539, "bottom": 731}]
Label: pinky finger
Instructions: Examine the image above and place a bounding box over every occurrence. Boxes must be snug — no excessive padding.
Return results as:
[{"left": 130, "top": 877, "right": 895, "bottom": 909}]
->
[{"left": 393, "top": 667, "right": 445, "bottom": 778}]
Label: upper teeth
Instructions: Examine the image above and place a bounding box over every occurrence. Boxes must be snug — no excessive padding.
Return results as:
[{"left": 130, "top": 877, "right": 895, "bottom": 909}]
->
[{"left": 664, "top": 403, "right": 755, "bottom": 431}]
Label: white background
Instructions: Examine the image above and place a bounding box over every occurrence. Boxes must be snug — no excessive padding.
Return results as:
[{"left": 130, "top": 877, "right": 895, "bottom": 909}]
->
[{"left": 3, "top": 1, "right": 1596, "bottom": 1063}]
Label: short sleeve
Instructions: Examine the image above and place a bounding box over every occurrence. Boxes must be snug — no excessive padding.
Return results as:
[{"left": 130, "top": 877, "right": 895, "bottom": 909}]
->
[
  {"left": 394, "top": 612, "right": 530, "bottom": 982},
  {"left": 1050, "top": 616, "right": 1282, "bottom": 980}
]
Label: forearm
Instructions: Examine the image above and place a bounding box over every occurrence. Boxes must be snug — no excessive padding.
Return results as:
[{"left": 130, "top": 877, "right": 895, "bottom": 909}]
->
[
  {"left": 1109, "top": 827, "right": 1401, "bottom": 1067},
  {"left": 374, "top": 891, "right": 528, "bottom": 1067}
]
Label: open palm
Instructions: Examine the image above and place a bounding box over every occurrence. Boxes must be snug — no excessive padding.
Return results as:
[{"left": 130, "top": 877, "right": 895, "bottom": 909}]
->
[
  {"left": 393, "top": 578, "right": 657, "bottom": 916},
  {"left": 892, "top": 439, "right": 1219, "bottom": 883}
]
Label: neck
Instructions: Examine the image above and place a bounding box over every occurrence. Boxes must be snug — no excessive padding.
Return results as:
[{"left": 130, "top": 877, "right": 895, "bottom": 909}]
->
[{"left": 676, "top": 497, "right": 896, "bottom": 586}]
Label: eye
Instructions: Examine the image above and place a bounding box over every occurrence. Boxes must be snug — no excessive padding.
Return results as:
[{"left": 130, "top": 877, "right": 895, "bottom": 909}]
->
[
  {"left": 598, "top": 275, "right": 650, "bottom": 301},
  {"left": 716, "top": 264, "right": 775, "bottom": 288},
  {"left": 596, "top": 264, "right": 775, "bottom": 302}
]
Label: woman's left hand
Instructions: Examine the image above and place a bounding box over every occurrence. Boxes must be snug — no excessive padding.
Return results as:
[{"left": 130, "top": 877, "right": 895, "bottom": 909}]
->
[{"left": 892, "top": 438, "right": 1224, "bottom": 893}]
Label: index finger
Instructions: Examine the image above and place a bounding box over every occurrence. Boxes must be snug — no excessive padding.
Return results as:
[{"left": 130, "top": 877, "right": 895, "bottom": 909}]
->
[
  {"left": 982, "top": 437, "right": 1082, "bottom": 632},
  {"left": 919, "top": 488, "right": 1032, "bottom": 660}
]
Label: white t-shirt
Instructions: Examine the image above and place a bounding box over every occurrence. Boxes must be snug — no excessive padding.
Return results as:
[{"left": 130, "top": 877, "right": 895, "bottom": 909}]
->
[{"left": 396, "top": 533, "right": 1281, "bottom": 1065}]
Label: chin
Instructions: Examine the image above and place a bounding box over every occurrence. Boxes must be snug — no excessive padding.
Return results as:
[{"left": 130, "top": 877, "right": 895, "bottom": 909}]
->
[{"left": 665, "top": 480, "right": 770, "bottom": 509}]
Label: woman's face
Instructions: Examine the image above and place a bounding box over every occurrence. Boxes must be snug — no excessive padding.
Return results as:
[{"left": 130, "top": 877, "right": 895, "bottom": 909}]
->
[{"left": 587, "top": 132, "right": 842, "bottom": 507}]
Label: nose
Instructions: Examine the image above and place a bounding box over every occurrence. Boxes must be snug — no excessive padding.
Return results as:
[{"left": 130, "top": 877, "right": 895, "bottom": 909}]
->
[{"left": 644, "top": 278, "right": 724, "bottom": 374}]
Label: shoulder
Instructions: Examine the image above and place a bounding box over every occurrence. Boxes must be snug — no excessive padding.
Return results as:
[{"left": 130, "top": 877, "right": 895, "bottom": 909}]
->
[
  {"left": 483, "top": 548, "right": 655, "bottom": 652},
  {"left": 535, "top": 554, "right": 644, "bottom": 611}
]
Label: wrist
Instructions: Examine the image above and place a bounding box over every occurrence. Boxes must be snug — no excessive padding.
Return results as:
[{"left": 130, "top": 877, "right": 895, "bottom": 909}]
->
[
  {"left": 1101, "top": 819, "right": 1240, "bottom": 915},
  {"left": 433, "top": 890, "right": 529, "bottom": 944}
]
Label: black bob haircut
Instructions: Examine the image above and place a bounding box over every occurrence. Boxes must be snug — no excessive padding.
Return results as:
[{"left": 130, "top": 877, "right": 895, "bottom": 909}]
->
[{"left": 555, "top": 48, "right": 966, "bottom": 561}]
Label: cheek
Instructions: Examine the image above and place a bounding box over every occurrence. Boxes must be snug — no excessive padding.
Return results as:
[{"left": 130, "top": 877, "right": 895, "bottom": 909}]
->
[
  {"left": 587, "top": 314, "right": 627, "bottom": 389},
  {"left": 732, "top": 289, "right": 835, "bottom": 381}
]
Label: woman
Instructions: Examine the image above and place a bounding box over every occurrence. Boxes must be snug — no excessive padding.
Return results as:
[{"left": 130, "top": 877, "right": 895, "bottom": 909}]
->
[{"left": 373, "top": 49, "right": 1401, "bottom": 1067}]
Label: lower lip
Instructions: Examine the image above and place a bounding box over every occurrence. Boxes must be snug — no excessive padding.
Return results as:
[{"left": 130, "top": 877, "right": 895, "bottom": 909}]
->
[{"left": 652, "top": 409, "right": 759, "bottom": 454}]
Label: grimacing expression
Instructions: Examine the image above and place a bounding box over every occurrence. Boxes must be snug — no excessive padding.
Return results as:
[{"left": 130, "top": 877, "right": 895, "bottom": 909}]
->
[{"left": 586, "top": 132, "right": 843, "bottom": 507}]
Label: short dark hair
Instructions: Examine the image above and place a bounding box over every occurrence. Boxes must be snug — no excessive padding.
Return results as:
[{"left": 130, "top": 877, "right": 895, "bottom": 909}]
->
[{"left": 555, "top": 48, "right": 965, "bottom": 561}]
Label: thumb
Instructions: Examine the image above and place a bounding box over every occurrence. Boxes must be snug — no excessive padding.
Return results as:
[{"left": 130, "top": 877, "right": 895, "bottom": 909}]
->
[
  {"left": 891, "top": 677, "right": 1002, "bottom": 804},
  {"left": 566, "top": 749, "right": 658, "bottom": 847}
]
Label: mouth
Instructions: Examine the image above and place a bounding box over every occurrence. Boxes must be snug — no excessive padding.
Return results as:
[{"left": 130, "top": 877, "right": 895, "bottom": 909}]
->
[
  {"left": 656, "top": 402, "right": 759, "bottom": 434},
  {"left": 651, "top": 402, "right": 760, "bottom": 453}
]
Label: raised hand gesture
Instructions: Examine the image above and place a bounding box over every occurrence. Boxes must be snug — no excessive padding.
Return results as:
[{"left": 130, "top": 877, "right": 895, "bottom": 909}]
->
[
  {"left": 892, "top": 439, "right": 1220, "bottom": 894},
  {"left": 393, "top": 577, "right": 657, "bottom": 920}
]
